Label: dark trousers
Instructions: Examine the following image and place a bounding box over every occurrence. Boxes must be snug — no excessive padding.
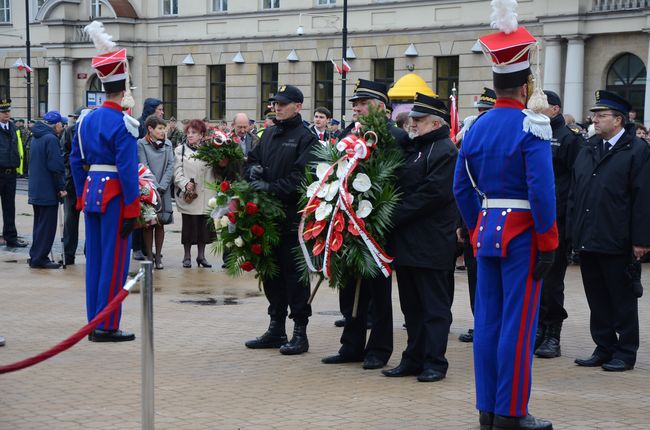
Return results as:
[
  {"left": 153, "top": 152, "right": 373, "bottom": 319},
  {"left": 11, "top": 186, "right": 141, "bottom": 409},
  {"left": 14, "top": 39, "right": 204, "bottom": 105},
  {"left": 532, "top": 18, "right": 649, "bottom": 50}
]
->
[
  {"left": 62, "top": 193, "right": 80, "bottom": 261},
  {"left": 29, "top": 205, "right": 58, "bottom": 266},
  {"left": 539, "top": 226, "right": 568, "bottom": 326},
  {"left": 0, "top": 171, "right": 18, "bottom": 243},
  {"left": 338, "top": 274, "right": 393, "bottom": 363},
  {"left": 396, "top": 266, "right": 452, "bottom": 373},
  {"left": 464, "top": 241, "right": 477, "bottom": 314},
  {"left": 263, "top": 234, "right": 311, "bottom": 325},
  {"left": 132, "top": 228, "right": 143, "bottom": 253},
  {"left": 579, "top": 251, "right": 639, "bottom": 365}
]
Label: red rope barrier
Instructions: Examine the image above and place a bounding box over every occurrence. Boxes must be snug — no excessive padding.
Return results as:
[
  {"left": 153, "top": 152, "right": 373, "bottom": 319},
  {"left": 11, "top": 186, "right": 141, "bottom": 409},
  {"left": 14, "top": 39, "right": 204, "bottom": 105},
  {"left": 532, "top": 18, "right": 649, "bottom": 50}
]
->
[{"left": 0, "top": 288, "right": 131, "bottom": 375}]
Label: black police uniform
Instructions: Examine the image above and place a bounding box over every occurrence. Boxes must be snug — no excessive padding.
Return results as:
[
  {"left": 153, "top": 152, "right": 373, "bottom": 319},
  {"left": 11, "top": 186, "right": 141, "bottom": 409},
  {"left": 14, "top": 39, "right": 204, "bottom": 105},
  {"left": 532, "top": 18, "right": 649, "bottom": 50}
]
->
[
  {"left": 0, "top": 115, "right": 23, "bottom": 247},
  {"left": 391, "top": 123, "right": 458, "bottom": 377},
  {"left": 61, "top": 122, "right": 81, "bottom": 263},
  {"left": 569, "top": 91, "right": 650, "bottom": 368}
]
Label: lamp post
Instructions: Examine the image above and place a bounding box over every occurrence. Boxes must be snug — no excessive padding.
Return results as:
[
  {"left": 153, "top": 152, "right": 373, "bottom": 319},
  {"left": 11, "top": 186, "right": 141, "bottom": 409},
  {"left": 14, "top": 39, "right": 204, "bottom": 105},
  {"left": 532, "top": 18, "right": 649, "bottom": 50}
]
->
[
  {"left": 340, "top": 0, "right": 348, "bottom": 130},
  {"left": 25, "top": 0, "right": 32, "bottom": 123}
]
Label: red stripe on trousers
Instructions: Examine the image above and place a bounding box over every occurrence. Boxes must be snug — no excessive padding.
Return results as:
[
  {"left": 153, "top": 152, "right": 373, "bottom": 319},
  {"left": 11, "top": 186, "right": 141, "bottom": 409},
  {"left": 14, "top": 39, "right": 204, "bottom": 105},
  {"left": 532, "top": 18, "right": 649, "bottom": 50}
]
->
[
  {"left": 109, "top": 234, "right": 127, "bottom": 329},
  {"left": 521, "top": 276, "right": 542, "bottom": 415},
  {"left": 510, "top": 244, "right": 537, "bottom": 416},
  {"left": 105, "top": 201, "right": 125, "bottom": 329}
]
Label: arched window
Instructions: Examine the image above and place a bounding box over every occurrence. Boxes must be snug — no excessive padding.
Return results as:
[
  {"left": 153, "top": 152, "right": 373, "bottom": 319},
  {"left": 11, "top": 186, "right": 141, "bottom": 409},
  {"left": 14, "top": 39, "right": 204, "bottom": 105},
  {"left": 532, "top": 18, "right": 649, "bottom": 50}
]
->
[
  {"left": 88, "top": 74, "right": 103, "bottom": 92},
  {"left": 606, "top": 53, "right": 646, "bottom": 121}
]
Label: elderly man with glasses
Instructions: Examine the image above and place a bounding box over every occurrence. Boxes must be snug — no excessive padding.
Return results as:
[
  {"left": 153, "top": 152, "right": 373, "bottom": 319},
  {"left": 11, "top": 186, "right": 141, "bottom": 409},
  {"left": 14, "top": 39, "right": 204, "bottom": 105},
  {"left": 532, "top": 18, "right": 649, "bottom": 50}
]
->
[{"left": 569, "top": 90, "right": 650, "bottom": 372}]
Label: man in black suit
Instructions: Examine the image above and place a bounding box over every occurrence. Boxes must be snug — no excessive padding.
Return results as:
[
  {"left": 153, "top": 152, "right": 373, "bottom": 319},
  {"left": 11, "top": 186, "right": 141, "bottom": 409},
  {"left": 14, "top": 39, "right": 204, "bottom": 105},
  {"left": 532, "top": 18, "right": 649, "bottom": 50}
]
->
[{"left": 570, "top": 90, "right": 650, "bottom": 372}]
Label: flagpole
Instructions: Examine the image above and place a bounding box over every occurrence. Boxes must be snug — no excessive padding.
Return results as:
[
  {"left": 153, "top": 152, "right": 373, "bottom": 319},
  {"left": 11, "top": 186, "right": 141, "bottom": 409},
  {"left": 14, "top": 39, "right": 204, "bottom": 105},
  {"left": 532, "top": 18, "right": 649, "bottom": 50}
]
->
[
  {"left": 25, "top": 0, "right": 32, "bottom": 123},
  {"left": 340, "top": 0, "right": 348, "bottom": 130}
]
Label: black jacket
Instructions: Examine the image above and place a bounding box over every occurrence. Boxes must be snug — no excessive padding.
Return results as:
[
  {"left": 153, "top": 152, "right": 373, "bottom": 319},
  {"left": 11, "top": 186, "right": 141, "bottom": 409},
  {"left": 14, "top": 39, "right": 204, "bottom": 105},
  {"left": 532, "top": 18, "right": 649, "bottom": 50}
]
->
[
  {"left": 391, "top": 126, "right": 458, "bottom": 270},
  {"left": 27, "top": 122, "right": 65, "bottom": 206},
  {"left": 0, "top": 121, "right": 21, "bottom": 169},
  {"left": 137, "top": 98, "right": 163, "bottom": 139},
  {"left": 569, "top": 130, "right": 650, "bottom": 254},
  {"left": 60, "top": 123, "right": 78, "bottom": 193},
  {"left": 550, "top": 114, "right": 585, "bottom": 226},
  {"left": 245, "top": 114, "right": 319, "bottom": 234}
]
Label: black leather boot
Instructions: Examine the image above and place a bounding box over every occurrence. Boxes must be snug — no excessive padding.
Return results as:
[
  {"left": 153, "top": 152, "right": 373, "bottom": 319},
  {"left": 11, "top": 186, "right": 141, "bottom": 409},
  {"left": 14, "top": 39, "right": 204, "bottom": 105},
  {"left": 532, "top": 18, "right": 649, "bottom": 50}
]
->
[
  {"left": 534, "top": 325, "right": 546, "bottom": 350},
  {"left": 479, "top": 411, "right": 494, "bottom": 430},
  {"left": 493, "top": 414, "right": 553, "bottom": 430},
  {"left": 279, "top": 323, "right": 309, "bottom": 355},
  {"left": 535, "top": 323, "right": 561, "bottom": 358},
  {"left": 245, "top": 320, "right": 287, "bottom": 349}
]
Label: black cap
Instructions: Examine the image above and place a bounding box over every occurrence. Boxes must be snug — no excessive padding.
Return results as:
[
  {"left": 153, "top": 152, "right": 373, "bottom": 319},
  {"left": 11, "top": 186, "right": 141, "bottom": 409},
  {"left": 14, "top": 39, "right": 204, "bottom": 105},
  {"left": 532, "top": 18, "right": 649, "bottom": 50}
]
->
[
  {"left": 543, "top": 90, "right": 562, "bottom": 108},
  {"left": 263, "top": 109, "right": 276, "bottom": 119},
  {"left": 474, "top": 87, "right": 496, "bottom": 109},
  {"left": 590, "top": 90, "right": 631, "bottom": 116},
  {"left": 349, "top": 79, "right": 389, "bottom": 105},
  {"left": 409, "top": 93, "right": 450, "bottom": 123},
  {"left": 0, "top": 98, "right": 11, "bottom": 113},
  {"left": 270, "top": 85, "right": 304, "bottom": 104}
]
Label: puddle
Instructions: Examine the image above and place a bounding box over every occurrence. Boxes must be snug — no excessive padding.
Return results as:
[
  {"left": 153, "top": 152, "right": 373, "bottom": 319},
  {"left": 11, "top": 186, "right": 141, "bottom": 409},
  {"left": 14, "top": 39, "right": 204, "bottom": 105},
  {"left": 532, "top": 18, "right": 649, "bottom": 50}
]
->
[
  {"left": 174, "top": 296, "right": 239, "bottom": 306},
  {"left": 316, "top": 310, "right": 343, "bottom": 316}
]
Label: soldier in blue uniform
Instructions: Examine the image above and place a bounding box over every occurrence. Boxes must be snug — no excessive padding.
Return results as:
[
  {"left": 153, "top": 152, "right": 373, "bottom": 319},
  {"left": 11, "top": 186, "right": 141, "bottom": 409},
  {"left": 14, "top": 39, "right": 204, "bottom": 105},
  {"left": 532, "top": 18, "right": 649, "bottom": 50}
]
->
[
  {"left": 453, "top": 8, "right": 558, "bottom": 430},
  {"left": 70, "top": 22, "right": 140, "bottom": 342}
]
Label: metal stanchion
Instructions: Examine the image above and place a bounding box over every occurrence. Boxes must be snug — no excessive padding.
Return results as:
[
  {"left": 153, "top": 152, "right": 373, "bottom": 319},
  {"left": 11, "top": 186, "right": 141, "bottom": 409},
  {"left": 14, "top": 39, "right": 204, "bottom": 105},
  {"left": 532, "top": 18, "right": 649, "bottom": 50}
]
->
[{"left": 141, "top": 261, "right": 154, "bottom": 430}]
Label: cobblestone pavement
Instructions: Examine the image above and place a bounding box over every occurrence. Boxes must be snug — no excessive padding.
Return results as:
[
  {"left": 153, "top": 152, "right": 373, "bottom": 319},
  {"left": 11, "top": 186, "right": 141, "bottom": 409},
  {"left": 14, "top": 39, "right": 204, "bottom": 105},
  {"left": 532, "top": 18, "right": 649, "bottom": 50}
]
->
[{"left": 1, "top": 193, "right": 649, "bottom": 429}]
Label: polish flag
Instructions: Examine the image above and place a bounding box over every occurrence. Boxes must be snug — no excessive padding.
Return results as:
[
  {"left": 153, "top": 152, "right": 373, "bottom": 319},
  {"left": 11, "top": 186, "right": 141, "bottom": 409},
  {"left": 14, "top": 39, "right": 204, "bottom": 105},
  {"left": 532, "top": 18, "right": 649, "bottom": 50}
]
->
[
  {"left": 331, "top": 59, "right": 352, "bottom": 76},
  {"left": 13, "top": 58, "right": 33, "bottom": 74},
  {"left": 449, "top": 93, "right": 460, "bottom": 145}
]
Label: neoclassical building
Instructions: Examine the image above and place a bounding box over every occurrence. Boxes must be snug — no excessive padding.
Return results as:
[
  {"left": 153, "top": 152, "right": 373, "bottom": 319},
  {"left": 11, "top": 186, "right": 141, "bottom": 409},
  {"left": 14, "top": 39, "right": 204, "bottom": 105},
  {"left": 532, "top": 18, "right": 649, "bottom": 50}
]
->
[{"left": 0, "top": 0, "right": 648, "bottom": 126}]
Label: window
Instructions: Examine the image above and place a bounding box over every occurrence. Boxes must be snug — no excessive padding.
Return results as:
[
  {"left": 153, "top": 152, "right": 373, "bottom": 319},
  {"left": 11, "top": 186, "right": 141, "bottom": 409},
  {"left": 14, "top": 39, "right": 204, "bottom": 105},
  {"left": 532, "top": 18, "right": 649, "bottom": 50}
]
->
[
  {"left": 37, "top": 69, "right": 48, "bottom": 118},
  {"left": 162, "top": 0, "right": 178, "bottom": 15},
  {"left": 318, "top": 0, "right": 336, "bottom": 4},
  {"left": 373, "top": 59, "right": 394, "bottom": 89},
  {"left": 213, "top": 0, "right": 227, "bottom": 12},
  {"left": 260, "top": 63, "right": 278, "bottom": 116},
  {"left": 0, "top": 0, "right": 10, "bottom": 23},
  {"left": 209, "top": 65, "right": 226, "bottom": 120},
  {"left": 0, "top": 69, "right": 9, "bottom": 100},
  {"left": 90, "top": 0, "right": 102, "bottom": 18},
  {"left": 161, "top": 67, "right": 177, "bottom": 119},
  {"left": 89, "top": 74, "right": 103, "bottom": 92},
  {"left": 314, "top": 62, "right": 334, "bottom": 114},
  {"left": 436, "top": 56, "right": 459, "bottom": 102},
  {"left": 607, "top": 53, "right": 646, "bottom": 122},
  {"left": 262, "top": 0, "right": 280, "bottom": 9}
]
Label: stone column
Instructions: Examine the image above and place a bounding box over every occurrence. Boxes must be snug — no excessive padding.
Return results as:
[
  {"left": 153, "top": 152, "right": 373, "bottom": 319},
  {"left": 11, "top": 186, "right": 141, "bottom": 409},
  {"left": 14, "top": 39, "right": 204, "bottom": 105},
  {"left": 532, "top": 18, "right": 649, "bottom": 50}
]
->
[
  {"left": 645, "top": 33, "right": 650, "bottom": 129},
  {"left": 543, "top": 37, "right": 563, "bottom": 95},
  {"left": 47, "top": 58, "right": 60, "bottom": 112},
  {"left": 59, "top": 58, "right": 75, "bottom": 117},
  {"left": 563, "top": 36, "right": 587, "bottom": 122}
]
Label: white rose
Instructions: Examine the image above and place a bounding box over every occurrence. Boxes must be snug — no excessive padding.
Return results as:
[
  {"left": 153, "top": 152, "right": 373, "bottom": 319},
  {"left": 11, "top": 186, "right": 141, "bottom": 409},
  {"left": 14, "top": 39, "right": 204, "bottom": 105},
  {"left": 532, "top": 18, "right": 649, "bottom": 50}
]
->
[
  {"left": 357, "top": 199, "right": 373, "bottom": 218},
  {"left": 220, "top": 215, "right": 229, "bottom": 228},
  {"left": 352, "top": 173, "right": 372, "bottom": 193},
  {"left": 208, "top": 197, "right": 217, "bottom": 208},
  {"left": 315, "top": 201, "right": 333, "bottom": 221},
  {"left": 213, "top": 218, "right": 221, "bottom": 230},
  {"left": 234, "top": 236, "right": 244, "bottom": 248}
]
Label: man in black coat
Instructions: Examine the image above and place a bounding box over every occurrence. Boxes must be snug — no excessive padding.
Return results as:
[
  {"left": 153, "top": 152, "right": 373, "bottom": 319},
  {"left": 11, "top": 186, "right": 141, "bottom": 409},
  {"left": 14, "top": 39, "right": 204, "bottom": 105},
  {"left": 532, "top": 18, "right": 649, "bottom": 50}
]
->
[
  {"left": 244, "top": 85, "right": 319, "bottom": 356},
  {"left": 382, "top": 93, "right": 458, "bottom": 382},
  {"left": 322, "top": 79, "right": 407, "bottom": 370},
  {"left": 535, "top": 91, "right": 586, "bottom": 358},
  {"left": 570, "top": 90, "right": 650, "bottom": 372}
]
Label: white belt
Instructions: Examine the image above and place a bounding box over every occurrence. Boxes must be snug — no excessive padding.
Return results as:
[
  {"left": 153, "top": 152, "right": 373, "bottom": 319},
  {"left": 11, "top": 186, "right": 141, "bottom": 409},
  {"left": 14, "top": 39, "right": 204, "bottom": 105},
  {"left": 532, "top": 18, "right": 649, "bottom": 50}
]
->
[
  {"left": 89, "top": 164, "right": 118, "bottom": 172},
  {"left": 482, "top": 198, "right": 530, "bottom": 210}
]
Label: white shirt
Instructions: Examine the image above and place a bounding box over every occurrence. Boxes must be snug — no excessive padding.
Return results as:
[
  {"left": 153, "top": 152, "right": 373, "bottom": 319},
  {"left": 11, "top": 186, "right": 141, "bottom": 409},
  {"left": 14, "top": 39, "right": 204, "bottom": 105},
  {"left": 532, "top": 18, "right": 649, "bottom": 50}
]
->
[{"left": 604, "top": 127, "right": 626, "bottom": 150}]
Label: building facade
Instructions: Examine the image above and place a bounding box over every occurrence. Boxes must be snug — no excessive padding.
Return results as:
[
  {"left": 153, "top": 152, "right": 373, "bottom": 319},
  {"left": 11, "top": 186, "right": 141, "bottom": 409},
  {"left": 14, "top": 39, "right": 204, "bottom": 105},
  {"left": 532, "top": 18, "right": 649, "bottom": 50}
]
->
[{"left": 0, "top": 0, "right": 648, "bottom": 126}]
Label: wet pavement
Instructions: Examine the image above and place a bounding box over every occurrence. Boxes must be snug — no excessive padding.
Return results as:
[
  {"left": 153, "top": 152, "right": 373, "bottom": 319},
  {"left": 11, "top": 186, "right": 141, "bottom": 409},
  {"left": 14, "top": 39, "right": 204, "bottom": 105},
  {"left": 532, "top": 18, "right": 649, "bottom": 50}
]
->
[{"left": 1, "top": 193, "right": 649, "bottom": 429}]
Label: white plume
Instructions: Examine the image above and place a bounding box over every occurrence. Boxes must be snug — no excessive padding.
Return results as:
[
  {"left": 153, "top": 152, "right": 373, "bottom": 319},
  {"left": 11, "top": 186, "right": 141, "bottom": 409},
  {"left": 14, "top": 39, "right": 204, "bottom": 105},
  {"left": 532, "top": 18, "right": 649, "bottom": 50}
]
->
[
  {"left": 490, "top": 0, "right": 519, "bottom": 34},
  {"left": 83, "top": 21, "right": 116, "bottom": 53}
]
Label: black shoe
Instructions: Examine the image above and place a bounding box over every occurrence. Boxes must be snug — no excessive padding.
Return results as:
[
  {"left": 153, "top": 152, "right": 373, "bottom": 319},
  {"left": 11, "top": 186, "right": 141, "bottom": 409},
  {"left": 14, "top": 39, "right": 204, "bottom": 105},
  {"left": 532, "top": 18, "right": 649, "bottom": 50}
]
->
[
  {"left": 575, "top": 354, "right": 609, "bottom": 367},
  {"left": 417, "top": 368, "right": 445, "bottom": 382},
  {"left": 30, "top": 261, "right": 62, "bottom": 269},
  {"left": 535, "top": 323, "right": 561, "bottom": 358},
  {"left": 245, "top": 320, "right": 287, "bottom": 349},
  {"left": 58, "top": 259, "right": 75, "bottom": 266},
  {"left": 334, "top": 318, "right": 346, "bottom": 327},
  {"left": 196, "top": 258, "right": 212, "bottom": 268},
  {"left": 6, "top": 239, "right": 28, "bottom": 248},
  {"left": 321, "top": 353, "right": 363, "bottom": 364},
  {"left": 493, "top": 414, "right": 552, "bottom": 430},
  {"left": 479, "top": 411, "right": 495, "bottom": 430},
  {"left": 362, "top": 356, "right": 386, "bottom": 369},
  {"left": 602, "top": 358, "right": 634, "bottom": 372},
  {"left": 534, "top": 325, "right": 546, "bottom": 351},
  {"left": 133, "top": 250, "right": 145, "bottom": 261},
  {"left": 459, "top": 328, "right": 474, "bottom": 343},
  {"left": 89, "top": 329, "right": 135, "bottom": 342},
  {"left": 381, "top": 363, "right": 421, "bottom": 377},
  {"left": 279, "top": 324, "right": 309, "bottom": 355}
]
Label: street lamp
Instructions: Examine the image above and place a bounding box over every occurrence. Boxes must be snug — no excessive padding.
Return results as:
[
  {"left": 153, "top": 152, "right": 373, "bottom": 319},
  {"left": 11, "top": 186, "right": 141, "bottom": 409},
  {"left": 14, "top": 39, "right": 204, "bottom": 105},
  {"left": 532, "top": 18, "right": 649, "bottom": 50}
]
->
[{"left": 25, "top": 0, "right": 32, "bottom": 123}]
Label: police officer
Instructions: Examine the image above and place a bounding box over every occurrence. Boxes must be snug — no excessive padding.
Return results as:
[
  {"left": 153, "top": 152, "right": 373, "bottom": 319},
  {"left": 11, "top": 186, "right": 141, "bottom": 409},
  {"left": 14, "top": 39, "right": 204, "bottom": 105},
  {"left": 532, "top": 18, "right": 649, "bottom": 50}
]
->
[
  {"left": 0, "top": 98, "right": 27, "bottom": 248},
  {"left": 571, "top": 90, "right": 650, "bottom": 372},
  {"left": 454, "top": 20, "right": 557, "bottom": 430},
  {"left": 244, "top": 85, "right": 319, "bottom": 356},
  {"left": 533, "top": 90, "right": 586, "bottom": 358},
  {"left": 382, "top": 93, "right": 458, "bottom": 382},
  {"left": 322, "top": 79, "right": 407, "bottom": 370}
]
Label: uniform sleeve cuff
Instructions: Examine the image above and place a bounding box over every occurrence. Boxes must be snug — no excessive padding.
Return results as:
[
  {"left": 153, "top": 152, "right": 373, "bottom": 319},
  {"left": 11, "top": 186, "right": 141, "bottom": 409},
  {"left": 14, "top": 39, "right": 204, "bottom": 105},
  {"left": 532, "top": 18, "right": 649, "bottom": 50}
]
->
[
  {"left": 123, "top": 198, "right": 141, "bottom": 219},
  {"left": 535, "top": 222, "right": 559, "bottom": 252}
]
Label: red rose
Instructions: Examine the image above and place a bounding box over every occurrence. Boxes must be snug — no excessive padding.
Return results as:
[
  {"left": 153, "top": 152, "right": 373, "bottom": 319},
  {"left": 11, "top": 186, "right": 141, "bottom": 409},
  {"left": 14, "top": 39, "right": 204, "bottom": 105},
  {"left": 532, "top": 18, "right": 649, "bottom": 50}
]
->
[
  {"left": 245, "top": 202, "right": 259, "bottom": 215},
  {"left": 227, "top": 212, "right": 237, "bottom": 224},
  {"left": 240, "top": 261, "right": 254, "bottom": 272},
  {"left": 251, "top": 224, "right": 265, "bottom": 237},
  {"left": 220, "top": 181, "right": 231, "bottom": 193},
  {"left": 251, "top": 243, "right": 263, "bottom": 255},
  {"left": 228, "top": 197, "right": 240, "bottom": 211}
]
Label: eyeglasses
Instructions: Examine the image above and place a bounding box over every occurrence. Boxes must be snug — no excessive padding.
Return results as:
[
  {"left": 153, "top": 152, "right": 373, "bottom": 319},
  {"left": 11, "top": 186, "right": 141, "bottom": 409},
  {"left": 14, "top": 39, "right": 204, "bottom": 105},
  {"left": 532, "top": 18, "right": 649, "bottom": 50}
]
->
[{"left": 590, "top": 112, "right": 616, "bottom": 120}]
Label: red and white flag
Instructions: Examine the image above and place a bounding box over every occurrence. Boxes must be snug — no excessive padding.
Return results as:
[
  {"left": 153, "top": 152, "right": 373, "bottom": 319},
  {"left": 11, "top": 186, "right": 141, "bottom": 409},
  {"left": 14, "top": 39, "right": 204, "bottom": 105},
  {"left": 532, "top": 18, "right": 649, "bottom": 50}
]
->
[
  {"left": 13, "top": 58, "right": 33, "bottom": 74},
  {"left": 449, "top": 92, "right": 460, "bottom": 144},
  {"left": 331, "top": 59, "right": 352, "bottom": 76}
]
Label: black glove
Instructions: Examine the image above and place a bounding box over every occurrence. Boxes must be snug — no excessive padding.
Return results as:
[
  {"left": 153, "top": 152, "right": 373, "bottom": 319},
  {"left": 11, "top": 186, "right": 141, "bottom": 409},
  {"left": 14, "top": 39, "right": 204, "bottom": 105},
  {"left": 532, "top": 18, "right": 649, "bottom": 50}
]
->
[
  {"left": 120, "top": 218, "right": 136, "bottom": 239},
  {"left": 250, "top": 165, "right": 264, "bottom": 181},
  {"left": 533, "top": 251, "right": 555, "bottom": 280},
  {"left": 250, "top": 180, "right": 271, "bottom": 192}
]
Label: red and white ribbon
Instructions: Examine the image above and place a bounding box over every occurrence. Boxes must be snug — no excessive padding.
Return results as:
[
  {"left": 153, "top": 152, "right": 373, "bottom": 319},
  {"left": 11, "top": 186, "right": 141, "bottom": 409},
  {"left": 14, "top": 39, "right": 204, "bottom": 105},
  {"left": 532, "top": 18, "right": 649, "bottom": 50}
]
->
[{"left": 138, "top": 163, "right": 160, "bottom": 207}]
